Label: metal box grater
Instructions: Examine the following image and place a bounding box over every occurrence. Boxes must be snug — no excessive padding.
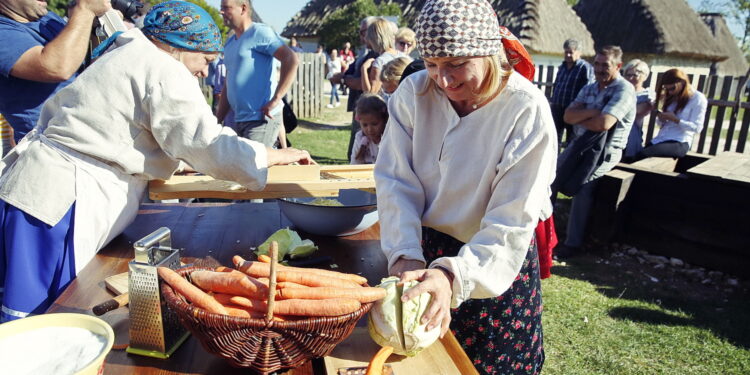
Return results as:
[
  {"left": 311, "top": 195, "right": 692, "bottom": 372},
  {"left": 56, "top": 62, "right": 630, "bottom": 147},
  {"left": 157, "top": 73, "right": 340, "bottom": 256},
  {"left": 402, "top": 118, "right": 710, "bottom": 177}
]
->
[{"left": 126, "top": 227, "right": 190, "bottom": 359}]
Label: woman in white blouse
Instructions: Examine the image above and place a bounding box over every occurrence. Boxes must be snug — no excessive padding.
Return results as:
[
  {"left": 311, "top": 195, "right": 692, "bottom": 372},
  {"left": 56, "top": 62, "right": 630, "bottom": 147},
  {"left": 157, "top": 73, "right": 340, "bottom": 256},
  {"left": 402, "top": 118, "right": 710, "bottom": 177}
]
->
[
  {"left": 637, "top": 68, "right": 707, "bottom": 160},
  {"left": 0, "top": 1, "right": 312, "bottom": 322},
  {"left": 374, "top": 0, "right": 556, "bottom": 373}
]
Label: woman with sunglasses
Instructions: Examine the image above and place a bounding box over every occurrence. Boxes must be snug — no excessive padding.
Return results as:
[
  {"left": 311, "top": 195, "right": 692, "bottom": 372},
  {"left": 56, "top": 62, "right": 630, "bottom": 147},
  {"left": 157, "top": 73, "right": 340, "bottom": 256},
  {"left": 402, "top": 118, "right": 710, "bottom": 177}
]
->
[
  {"left": 636, "top": 68, "right": 707, "bottom": 160},
  {"left": 395, "top": 27, "right": 416, "bottom": 56}
]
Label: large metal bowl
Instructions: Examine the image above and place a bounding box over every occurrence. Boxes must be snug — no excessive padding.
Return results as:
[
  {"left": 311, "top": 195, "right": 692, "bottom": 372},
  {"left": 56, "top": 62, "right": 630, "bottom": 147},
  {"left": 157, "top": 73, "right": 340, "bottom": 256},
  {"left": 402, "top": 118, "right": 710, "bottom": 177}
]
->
[{"left": 277, "top": 189, "right": 378, "bottom": 236}]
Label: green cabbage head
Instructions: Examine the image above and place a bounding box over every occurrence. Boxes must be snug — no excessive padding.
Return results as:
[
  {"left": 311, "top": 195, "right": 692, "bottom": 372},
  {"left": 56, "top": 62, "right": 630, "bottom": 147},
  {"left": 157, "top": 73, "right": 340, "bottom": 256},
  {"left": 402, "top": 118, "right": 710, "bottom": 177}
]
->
[{"left": 367, "top": 276, "right": 440, "bottom": 356}]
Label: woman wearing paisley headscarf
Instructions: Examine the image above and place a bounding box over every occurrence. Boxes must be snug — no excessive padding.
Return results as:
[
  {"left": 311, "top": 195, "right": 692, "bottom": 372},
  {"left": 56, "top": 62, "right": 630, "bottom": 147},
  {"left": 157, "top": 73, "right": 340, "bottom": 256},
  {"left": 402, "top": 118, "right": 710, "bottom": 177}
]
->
[
  {"left": 0, "top": 1, "right": 313, "bottom": 322},
  {"left": 374, "top": 0, "right": 556, "bottom": 373}
]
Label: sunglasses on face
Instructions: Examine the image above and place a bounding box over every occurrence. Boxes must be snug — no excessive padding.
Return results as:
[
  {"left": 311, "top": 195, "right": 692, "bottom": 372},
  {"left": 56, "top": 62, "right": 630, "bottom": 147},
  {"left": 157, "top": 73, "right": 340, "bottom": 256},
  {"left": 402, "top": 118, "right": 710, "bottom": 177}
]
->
[
  {"left": 397, "top": 41, "right": 412, "bottom": 48},
  {"left": 663, "top": 83, "right": 680, "bottom": 91}
]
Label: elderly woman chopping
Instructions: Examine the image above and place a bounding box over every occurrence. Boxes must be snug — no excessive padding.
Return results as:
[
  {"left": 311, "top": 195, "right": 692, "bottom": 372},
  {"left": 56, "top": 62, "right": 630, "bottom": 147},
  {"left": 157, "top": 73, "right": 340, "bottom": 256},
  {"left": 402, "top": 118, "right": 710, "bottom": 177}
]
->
[
  {"left": 0, "top": 1, "right": 313, "bottom": 322},
  {"left": 374, "top": 0, "right": 557, "bottom": 373}
]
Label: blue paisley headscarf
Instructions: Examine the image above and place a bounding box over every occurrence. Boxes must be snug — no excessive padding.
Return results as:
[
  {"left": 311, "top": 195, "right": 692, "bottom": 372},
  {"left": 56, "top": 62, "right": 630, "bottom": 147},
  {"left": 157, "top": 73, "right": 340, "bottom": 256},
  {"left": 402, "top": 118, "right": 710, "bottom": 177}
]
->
[{"left": 141, "top": 1, "right": 222, "bottom": 53}]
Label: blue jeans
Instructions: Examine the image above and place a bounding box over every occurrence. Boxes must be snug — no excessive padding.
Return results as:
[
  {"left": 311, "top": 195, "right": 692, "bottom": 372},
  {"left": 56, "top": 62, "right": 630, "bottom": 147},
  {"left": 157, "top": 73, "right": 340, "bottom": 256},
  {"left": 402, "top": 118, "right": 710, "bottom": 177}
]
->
[
  {"left": 330, "top": 83, "right": 340, "bottom": 104},
  {"left": 565, "top": 178, "right": 599, "bottom": 248},
  {"left": 235, "top": 116, "right": 282, "bottom": 147}
]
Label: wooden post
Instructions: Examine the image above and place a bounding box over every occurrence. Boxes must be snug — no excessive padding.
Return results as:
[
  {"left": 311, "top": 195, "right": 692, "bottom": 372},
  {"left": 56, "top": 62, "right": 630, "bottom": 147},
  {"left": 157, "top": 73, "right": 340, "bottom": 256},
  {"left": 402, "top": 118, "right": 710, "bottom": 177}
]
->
[
  {"left": 590, "top": 169, "right": 635, "bottom": 243},
  {"left": 709, "top": 76, "right": 734, "bottom": 155}
]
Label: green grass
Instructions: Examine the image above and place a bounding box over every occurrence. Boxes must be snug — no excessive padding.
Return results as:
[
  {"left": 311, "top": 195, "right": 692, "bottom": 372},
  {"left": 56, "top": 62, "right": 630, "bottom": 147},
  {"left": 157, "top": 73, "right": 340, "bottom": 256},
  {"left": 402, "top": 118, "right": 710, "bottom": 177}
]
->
[
  {"left": 288, "top": 125, "right": 351, "bottom": 165},
  {"left": 542, "top": 260, "right": 750, "bottom": 374},
  {"left": 288, "top": 93, "right": 353, "bottom": 165},
  {"left": 288, "top": 101, "right": 750, "bottom": 374}
]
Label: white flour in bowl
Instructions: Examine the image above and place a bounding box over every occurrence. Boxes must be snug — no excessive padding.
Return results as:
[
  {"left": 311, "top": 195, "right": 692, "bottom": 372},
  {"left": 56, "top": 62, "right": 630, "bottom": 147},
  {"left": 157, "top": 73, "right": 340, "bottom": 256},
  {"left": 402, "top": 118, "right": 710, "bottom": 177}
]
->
[{"left": 0, "top": 326, "right": 107, "bottom": 374}]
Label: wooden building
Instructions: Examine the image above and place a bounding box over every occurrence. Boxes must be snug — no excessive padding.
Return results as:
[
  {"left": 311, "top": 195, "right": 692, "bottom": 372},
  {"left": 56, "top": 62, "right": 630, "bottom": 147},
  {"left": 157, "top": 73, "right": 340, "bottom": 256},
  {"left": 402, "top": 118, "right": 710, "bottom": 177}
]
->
[{"left": 700, "top": 12, "right": 749, "bottom": 77}]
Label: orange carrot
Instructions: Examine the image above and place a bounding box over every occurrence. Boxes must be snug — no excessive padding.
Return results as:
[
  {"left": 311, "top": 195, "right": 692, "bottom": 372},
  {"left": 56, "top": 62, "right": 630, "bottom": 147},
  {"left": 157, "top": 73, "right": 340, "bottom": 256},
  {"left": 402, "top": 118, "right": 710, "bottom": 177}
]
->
[
  {"left": 277, "top": 281, "right": 309, "bottom": 289},
  {"left": 234, "top": 255, "right": 367, "bottom": 285},
  {"left": 233, "top": 256, "right": 360, "bottom": 288},
  {"left": 216, "top": 294, "right": 361, "bottom": 317},
  {"left": 219, "top": 303, "right": 287, "bottom": 321},
  {"left": 157, "top": 267, "right": 227, "bottom": 315},
  {"left": 276, "top": 286, "right": 386, "bottom": 303},
  {"left": 365, "top": 346, "right": 394, "bottom": 375},
  {"left": 257, "top": 254, "right": 272, "bottom": 263},
  {"left": 257, "top": 278, "right": 309, "bottom": 289},
  {"left": 191, "top": 270, "right": 268, "bottom": 299}
]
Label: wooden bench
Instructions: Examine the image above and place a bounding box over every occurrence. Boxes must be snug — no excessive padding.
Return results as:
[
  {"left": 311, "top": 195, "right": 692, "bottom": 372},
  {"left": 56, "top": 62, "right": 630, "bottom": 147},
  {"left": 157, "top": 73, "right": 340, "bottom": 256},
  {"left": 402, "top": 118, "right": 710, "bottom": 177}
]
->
[{"left": 590, "top": 152, "right": 749, "bottom": 277}]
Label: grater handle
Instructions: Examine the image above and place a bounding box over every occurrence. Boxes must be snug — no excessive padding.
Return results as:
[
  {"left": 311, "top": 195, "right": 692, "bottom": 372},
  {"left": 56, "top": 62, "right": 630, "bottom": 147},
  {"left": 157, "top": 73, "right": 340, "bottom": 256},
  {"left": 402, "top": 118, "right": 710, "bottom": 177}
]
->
[
  {"left": 265, "top": 241, "right": 279, "bottom": 323},
  {"left": 134, "top": 227, "right": 172, "bottom": 263}
]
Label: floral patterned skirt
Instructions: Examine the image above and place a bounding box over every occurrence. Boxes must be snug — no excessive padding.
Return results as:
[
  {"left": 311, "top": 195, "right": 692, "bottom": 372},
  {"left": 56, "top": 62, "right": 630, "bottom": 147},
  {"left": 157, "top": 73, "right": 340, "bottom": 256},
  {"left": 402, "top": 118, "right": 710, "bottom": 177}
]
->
[{"left": 422, "top": 227, "right": 544, "bottom": 375}]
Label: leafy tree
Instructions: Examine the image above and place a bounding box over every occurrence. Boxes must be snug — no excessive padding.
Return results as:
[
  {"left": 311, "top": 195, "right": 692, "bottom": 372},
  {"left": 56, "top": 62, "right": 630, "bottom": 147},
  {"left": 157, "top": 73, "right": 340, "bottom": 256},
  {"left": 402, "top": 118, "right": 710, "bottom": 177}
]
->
[
  {"left": 317, "top": 0, "right": 401, "bottom": 51},
  {"left": 48, "top": 0, "right": 69, "bottom": 17},
  {"left": 699, "top": 0, "right": 750, "bottom": 60}
]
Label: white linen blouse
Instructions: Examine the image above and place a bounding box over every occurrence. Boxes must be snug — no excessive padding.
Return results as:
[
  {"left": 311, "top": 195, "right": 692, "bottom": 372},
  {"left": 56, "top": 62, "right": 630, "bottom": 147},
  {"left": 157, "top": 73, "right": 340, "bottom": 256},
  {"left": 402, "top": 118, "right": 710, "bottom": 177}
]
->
[
  {"left": 652, "top": 90, "right": 707, "bottom": 146},
  {"left": 0, "top": 29, "right": 269, "bottom": 272},
  {"left": 374, "top": 70, "right": 557, "bottom": 308}
]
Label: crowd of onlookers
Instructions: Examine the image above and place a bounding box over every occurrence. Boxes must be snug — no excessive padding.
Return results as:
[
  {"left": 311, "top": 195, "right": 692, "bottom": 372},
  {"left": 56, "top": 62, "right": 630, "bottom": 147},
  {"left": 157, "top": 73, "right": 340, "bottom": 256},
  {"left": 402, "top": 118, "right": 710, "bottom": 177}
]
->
[
  {"left": 0, "top": 0, "right": 716, "bottom": 372},
  {"left": 548, "top": 39, "right": 708, "bottom": 258}
]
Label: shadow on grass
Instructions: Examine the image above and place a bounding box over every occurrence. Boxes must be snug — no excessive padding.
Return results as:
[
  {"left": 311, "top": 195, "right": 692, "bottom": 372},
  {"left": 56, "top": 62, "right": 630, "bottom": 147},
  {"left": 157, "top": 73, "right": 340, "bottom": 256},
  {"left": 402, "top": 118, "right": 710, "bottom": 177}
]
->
[
  {"left": 553, "top": 199, "right": 750, "bottom": 349},
  {"left": 298, "top": 118, "right": 352, "bottom": 131},
  {"left": 608, "top": 306, "right": 693, "bottom": 326}
]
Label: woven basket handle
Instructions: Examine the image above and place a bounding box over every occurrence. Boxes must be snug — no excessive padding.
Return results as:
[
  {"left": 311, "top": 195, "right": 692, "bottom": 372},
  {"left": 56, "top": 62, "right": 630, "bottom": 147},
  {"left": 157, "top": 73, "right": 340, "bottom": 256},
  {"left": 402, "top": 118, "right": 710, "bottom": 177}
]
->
[{"left": 266, "top": 241, "right": 279, "bottom": 323}]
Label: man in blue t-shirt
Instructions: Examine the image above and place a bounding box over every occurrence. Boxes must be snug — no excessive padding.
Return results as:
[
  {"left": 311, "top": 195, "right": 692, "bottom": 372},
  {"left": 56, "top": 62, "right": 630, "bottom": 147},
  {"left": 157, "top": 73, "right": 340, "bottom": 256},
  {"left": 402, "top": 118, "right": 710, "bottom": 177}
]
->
[
  {"left": 216, "top": 0, "right": 298, "bottom": 147},
  {"left": 0, "top": 0, "right": 110, "bottom": 143}
]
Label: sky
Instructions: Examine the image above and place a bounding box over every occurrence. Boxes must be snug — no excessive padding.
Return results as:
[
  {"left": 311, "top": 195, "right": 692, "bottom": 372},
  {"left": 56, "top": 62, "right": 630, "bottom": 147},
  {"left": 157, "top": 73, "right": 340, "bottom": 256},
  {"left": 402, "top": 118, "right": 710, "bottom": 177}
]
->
[{"left": 205, "top": 0, "right": 742, "bottom": 39}]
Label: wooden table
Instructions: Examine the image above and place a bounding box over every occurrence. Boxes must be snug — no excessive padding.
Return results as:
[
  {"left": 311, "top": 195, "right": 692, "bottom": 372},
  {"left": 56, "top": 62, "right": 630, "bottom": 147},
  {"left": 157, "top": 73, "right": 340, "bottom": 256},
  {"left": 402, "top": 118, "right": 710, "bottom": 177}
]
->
[
  {"left": 686, "top": 151, "right": 750, "bottom": 187},
  {"left": 47, "top": 202, "right": 473, "bottom": 374}
]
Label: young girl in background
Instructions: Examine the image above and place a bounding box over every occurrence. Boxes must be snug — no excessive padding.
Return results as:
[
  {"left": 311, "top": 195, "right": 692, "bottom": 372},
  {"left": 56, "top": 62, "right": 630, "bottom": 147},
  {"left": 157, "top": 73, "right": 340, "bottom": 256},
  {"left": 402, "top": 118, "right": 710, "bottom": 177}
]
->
[
  {"left": 379, "top": 56, "right": 412, "bottom": 101},
  {"left": 351, "top": 94, "right": 387, "bottom": 164}
]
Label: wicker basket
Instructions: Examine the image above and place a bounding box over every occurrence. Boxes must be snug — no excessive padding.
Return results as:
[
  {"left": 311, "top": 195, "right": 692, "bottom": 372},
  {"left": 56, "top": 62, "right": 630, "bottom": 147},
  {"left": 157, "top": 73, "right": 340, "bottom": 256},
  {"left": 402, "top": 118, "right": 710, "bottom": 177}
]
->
[{"left": 161, "top": 266, "right": 372, "bottom": 374}]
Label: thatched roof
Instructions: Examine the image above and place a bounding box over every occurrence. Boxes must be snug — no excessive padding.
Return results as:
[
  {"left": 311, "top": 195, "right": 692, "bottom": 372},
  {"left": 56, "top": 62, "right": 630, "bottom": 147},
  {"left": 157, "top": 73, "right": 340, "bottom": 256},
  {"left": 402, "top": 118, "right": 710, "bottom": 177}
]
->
[
  {"left": 282, "top": 0, "right": 595, "bottom": 56},
  {"left": 574, "top": 0, "right": 727, "bottom": 61},
  {"left": 251, "top": 4, "right": 263, "bottom": 23},
  {"left": 700, "top": 13, "right": 749, "bottom": 76},
  {"left": 488, "top": 0, "right": 595, "bottom": 56}
]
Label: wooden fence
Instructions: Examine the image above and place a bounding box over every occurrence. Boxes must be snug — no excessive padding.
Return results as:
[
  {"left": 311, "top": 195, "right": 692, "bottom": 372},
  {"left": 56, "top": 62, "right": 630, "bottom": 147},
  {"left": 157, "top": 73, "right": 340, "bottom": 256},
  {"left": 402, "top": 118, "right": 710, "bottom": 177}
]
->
[
  {"left": 289, "top": 53, "right": 325, "bottom": 119},
  {"left": 534, "top": 65, "right": 750, "bottom": 155}
]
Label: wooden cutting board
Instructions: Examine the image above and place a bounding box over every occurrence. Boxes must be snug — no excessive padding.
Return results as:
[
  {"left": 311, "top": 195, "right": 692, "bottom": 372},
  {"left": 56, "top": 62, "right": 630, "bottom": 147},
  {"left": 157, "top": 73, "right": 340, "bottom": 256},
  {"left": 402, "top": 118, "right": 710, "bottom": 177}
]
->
[
  {"left": 323, "top": 327, "right": 477, "bottom": 375},
  {"left": 149, "top": 164, "right": 376, "bottom": 200},
  {"left": 104, "top": 271, "right": 129, "bottom": 295}
]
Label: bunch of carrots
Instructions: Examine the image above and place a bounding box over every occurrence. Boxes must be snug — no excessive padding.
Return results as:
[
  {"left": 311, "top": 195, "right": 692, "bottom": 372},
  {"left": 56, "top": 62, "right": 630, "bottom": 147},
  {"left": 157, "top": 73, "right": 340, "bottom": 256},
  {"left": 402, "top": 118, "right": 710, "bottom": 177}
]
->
[{"left": 158, "top": 249, "right": 385, "bottom": 320}]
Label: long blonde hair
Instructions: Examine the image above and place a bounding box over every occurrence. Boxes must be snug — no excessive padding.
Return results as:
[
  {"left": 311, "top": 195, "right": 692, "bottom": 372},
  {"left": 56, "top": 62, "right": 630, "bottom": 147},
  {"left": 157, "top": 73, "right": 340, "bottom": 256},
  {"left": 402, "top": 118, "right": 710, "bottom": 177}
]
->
[
  {"left": 365, "top": 17, "right": 397, "bottom": 55},
  {"left": 420, "top": 54, "right": 512, "bottom": 105}
]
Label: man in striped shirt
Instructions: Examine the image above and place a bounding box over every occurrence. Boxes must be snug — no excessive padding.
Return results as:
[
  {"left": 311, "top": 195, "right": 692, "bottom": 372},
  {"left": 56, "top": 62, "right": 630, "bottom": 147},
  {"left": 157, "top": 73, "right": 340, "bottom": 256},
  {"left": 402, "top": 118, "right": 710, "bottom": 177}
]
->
[{"left": 550, "top": 39, "right": 594, "bottom": 147}]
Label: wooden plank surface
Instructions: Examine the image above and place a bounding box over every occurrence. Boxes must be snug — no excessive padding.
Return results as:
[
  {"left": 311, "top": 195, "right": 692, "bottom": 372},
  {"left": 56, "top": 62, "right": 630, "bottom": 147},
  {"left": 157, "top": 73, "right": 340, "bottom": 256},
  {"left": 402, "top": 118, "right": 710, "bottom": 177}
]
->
[
  {"left": 149, "top": 165, "right": 374, "bottom": 200},
  {"left": 323, "top": 328, "right": 475, "bottom": 375},
  {"left": 686, "top": 151, "right": 750, "bottom": 187}
]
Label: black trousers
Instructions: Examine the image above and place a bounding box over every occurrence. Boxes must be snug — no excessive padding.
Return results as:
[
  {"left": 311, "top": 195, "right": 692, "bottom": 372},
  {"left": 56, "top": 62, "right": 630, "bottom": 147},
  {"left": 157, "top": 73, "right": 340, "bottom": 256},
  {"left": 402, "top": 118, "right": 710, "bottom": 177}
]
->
[{"left": 636, "top": 140, "right": 690, "bottom": 160}]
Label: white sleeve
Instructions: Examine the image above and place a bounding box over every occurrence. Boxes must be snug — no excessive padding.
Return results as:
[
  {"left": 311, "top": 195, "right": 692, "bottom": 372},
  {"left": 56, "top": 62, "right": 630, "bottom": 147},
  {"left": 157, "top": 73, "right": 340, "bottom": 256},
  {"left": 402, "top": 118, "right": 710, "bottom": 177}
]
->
[
  {"left": 430, "top": 96, "right": 558, "bottom": 307},
  {"left": 678, "top": 92, "right": 708, "bottom": 133},
  {"left": 145, "top": 73, "right": 269, "bottom": 190},
  {"left": 374, "top": 82, "right": 427, "bottom": 271},
  {"left": 350, "top": 131, "right": 364, "bottom": 164}
]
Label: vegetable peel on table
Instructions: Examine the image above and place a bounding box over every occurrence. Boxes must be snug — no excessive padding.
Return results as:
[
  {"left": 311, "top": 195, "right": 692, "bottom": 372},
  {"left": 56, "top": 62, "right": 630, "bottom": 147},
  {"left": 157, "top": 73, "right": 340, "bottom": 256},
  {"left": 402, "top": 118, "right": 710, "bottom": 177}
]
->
[
  {"left": 367, "top": 276, "right": 440, "bottom": 356},
  {"left": 255, "top": 228, "right": 317, "bottom": 260}
]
